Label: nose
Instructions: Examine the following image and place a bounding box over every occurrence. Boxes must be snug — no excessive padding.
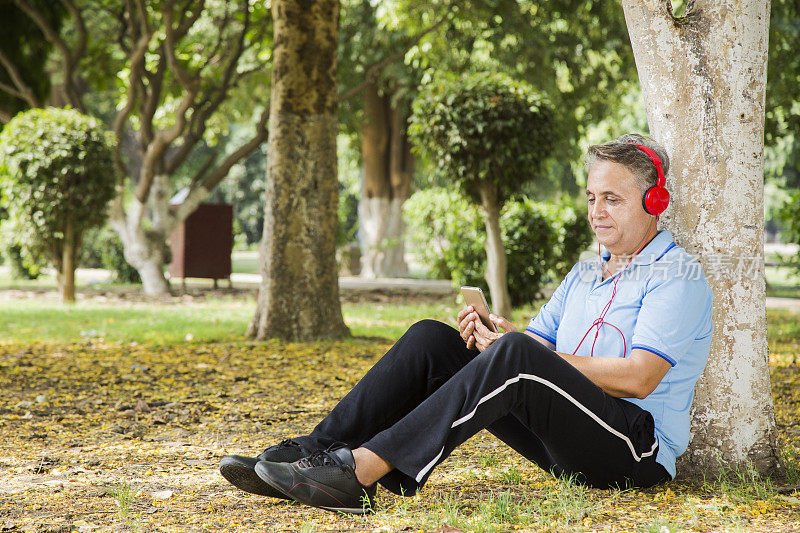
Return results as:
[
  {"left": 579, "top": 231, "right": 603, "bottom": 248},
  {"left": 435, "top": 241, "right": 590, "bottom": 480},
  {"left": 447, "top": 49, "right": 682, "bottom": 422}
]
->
[{"left": 590, "top": 198, "right": 607, "bottom": 219}]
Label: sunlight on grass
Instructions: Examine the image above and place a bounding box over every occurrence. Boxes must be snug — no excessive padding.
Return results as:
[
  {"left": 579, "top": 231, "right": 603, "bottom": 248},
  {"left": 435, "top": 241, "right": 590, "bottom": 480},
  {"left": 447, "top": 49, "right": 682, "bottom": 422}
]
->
[
  {"left": 0, "top": 298, "right": 253, "bottom": 345},
  {"left": 345, "top": 300, "right": 542, "bottom": 339}
]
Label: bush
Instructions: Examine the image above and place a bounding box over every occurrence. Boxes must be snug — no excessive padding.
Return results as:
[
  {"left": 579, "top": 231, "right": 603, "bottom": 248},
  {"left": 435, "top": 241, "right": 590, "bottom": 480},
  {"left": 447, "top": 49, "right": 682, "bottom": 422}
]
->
[
  {"left": 408, "top": 71, "right": 556, "bottom": 315},
  {"left": 0, "top": 219, "right": 45, "bottom": 279},
  {"left": 778, "top": 190, "right": 800, "bottom": 271},
  {"left": 80, "top": 226, "right": 141, "bottom": 284},
  {"left": 0, "top": 107, "right": 116, "bottom": 301},
  {"left": 404, "top": 188, "right": 592, "bottom": 306}
]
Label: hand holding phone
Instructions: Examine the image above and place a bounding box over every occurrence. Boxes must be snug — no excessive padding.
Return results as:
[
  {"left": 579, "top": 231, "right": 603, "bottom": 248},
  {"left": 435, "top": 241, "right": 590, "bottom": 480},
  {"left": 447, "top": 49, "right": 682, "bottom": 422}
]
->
[{"left": 460, "top": 286, "right": 498, "bottom": 333}]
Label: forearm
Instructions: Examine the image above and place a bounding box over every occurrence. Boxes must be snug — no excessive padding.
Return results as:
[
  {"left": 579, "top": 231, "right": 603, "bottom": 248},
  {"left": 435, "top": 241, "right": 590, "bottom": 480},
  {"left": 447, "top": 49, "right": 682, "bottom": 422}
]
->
[{"left": 555, "top": 351, "right": 648, "bottom": 399}]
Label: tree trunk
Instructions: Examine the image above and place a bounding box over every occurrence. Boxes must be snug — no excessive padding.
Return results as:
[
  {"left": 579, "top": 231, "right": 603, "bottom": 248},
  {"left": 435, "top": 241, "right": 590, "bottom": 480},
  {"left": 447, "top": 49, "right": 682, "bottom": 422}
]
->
[
  {"left": 110, "top": 174, "right": 173, "bottom": 297},
  {"left": 478, "top": 183, "right": 512, "bottom": 319},
  {"left": 385, "top": 103, "right": 414, "bottom": 276},
  {"left": 113, "top": 223, "right": 171, "bottom": 297},
  {"left": 247, "top": 0, "right": 349, "bottom": 341},
  {"left": 60, "top": 219, "right": 76, "bottom": 303},
  {"left": 359, "top": 82, "right": 413, "bottom": 278},
  {"left": 621, "top": 0, "right": 780, "bottom": 475},
  {"left": 137, "top": 256, "right": 171, "bottom": 296}
]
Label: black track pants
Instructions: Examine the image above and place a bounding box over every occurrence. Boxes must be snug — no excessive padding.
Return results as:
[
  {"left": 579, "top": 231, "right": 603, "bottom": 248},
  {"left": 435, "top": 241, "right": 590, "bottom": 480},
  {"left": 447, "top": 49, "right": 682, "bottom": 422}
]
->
[{"left": 298, "top": 320, "right": 669, "bottom": 495}]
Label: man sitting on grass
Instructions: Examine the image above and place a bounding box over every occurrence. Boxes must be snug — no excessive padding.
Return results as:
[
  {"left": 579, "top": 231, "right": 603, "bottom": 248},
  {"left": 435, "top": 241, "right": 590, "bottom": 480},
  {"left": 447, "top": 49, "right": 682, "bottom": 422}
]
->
[{"left": 219, "top": 134, "right": 713, "bottom": 515}]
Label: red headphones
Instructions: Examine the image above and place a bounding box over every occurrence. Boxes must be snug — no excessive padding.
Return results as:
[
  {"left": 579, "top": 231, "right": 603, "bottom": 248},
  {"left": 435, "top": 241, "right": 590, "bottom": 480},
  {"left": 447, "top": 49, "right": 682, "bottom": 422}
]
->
[{"left": 633, "top": 144, "right": 670, "bottom": 216}]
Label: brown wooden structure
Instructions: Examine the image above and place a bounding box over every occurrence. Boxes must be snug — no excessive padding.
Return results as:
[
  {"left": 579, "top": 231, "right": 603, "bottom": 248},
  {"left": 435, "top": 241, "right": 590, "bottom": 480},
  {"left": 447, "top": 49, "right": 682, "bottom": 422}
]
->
[{"left": 168, "top": 203, "right": 233, "bottom": 288}]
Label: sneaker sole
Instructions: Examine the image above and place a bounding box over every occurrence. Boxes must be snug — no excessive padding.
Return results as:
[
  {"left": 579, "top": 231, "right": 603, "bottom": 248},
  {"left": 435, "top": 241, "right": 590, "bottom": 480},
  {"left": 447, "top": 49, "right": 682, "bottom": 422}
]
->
[
  {"left": 319, "top": 504, "right": 374, "bottom": 515},
  {"left": 219, "top": 458, "right": 291, "bottom": 499}
]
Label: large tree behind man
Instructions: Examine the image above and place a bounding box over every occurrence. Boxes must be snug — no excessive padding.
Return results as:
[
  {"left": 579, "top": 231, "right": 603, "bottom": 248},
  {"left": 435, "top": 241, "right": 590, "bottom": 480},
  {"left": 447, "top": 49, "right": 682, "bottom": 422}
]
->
[
  {"left": 247, "top": 0, "right": 349, "bottom": 341},
  {"left": 621, "top": 0, "right": 781, "bottom": 475}
]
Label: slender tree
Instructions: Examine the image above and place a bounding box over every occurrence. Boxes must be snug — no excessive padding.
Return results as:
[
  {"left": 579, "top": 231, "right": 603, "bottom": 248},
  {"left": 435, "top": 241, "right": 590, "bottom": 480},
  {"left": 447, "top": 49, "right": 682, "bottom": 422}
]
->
[
  {"left": 247, "top": 0, "right": 349, "bottom": 341},
  {"left": 409, "top": 72, "right": 555, "bottom": 318},
  {"left": 358, "top": 80, "right": 415, "bottom": 278},
  {"left": 621, "top": 0, "right": 780, "bottom": 475}
]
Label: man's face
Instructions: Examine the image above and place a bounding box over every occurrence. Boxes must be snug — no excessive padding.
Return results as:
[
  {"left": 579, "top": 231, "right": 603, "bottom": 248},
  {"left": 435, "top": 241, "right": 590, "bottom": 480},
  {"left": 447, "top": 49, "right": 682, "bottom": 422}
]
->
[{"left": 586, "top": 160, "right": 654, "bottom": 257}]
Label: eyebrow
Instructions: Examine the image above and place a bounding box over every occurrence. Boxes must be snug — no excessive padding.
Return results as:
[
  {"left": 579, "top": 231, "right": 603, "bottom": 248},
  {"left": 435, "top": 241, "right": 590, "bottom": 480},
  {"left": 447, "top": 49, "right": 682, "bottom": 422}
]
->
[{"left": 585, "top": 190, "right": 622, "bottom": 196}]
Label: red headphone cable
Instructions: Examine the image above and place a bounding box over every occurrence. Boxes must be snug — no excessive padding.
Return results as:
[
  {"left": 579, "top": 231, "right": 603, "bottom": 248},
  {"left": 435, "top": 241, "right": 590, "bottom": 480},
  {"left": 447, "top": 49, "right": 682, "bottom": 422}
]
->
[{"left": 572, "top": 216, "right": 658, "bottom": 358}]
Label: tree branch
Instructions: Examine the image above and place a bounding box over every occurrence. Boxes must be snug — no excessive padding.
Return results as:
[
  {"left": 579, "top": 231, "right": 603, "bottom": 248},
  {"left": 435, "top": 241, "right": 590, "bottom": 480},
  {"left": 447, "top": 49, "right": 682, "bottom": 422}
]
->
[
  {"left": 135, "top": 87, "right": 196, "bottom": 202},
  {"left": 162, "top": 0, "right": 201, "bottom": 89},
  {"left": 59, "top": 0, "right": 87, "bottom": 66},
  {"left": 113, "top": 30, "right": 152, "bottom": 183},
  {"left": 200, "top": 105, "right": 268, "bottom": 191},
  {"left": 172, "top": 105, "right": 268, "bottom": 224},
  {"left": 0, "top": 107, "right": 13, "bottom": 123},
  {"left": 188, "top": 151, "right": 219, "bottom": 187},
  {"left": 164, "top": 1, "right": 252, "bottom": 175},
  {"left": 12, "top": 0, "right": 85, "bottom": 110},
  {"left": 176, "top": 0, "right": 205, "bottom": 36},
  {"left": 0, "top": 50, "right": 42, "bottom": 108},
  {"left": 338, "top": 10, "right": 451, "bottom": 103},
  {"left": 139, "top": 50, "right": 167, "bottom": 147}
]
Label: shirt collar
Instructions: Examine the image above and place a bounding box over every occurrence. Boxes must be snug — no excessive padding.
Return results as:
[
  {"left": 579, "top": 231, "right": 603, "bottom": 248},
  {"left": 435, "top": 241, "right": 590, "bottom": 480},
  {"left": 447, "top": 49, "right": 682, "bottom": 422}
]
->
[{"left": 599, "top": 229, "right": 676, "bottom": 267}]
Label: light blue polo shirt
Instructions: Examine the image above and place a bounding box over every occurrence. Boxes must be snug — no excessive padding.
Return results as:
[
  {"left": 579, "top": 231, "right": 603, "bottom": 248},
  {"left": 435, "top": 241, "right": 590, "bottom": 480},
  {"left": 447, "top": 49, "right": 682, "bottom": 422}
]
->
[{"left": 525, "top": 230, "right": 713, "bottom": 479}]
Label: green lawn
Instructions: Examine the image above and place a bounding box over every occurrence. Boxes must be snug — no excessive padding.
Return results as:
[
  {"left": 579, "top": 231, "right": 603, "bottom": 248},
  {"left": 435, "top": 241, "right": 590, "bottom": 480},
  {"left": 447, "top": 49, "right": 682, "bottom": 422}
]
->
[
  {"left": 0, "top": 296, "right": 546, "bottom": 346},
  {"left": 231, "top": 250, "right": 259, "bottom": 274}
]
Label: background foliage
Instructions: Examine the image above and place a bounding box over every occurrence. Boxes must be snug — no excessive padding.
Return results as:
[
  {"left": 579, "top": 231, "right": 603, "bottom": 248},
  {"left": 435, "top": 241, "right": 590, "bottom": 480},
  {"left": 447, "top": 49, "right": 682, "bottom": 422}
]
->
[
  {"left": 403, "top": 188, "right": 592, "bottom": 306},
  {"left": 409, "top": 71, "right": 554, "bottom": 204}
]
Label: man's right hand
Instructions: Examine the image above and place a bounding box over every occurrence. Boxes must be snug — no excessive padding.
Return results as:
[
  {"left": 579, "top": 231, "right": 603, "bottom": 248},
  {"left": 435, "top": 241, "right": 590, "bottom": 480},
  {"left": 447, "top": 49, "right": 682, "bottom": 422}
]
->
[{"left": 457, "top": 305, "right": 478, "bottom": 350}]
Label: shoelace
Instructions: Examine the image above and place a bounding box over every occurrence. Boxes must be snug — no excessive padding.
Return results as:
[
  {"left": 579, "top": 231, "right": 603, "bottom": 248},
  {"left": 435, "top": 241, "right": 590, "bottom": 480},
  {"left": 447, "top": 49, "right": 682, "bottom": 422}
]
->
[
  {"left": 260, "top": 438, "right": 299, "bottom": 456},
  {"left": 298, "top": 446, "right": 352, "bottom": 477}
]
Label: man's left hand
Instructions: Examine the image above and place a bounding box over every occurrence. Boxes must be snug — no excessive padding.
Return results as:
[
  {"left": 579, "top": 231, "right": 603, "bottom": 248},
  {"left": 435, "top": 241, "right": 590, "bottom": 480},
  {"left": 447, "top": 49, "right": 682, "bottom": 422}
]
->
[{"left": 473, "top": 314, "right": 517, "bottom": 352}]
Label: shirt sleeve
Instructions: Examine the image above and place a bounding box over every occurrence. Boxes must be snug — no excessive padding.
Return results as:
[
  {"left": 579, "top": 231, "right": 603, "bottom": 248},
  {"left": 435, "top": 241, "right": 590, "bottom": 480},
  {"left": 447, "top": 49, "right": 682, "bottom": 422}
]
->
[
  {"left": 525, "top": 267, "right": 574, "bottom": 345},
  {"left": 631, "top": 269, "right": 713, "bottom": 367}
]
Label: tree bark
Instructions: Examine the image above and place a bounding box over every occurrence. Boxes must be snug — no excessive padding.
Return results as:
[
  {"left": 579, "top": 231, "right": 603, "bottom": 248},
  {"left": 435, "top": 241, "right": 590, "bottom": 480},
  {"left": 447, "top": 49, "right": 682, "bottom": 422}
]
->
[
  {"left": 359, "top": 81, "right": 391, "bottom": 279},
  {"left": 247, "top": 0, "right": 349, "bottom": 341},
  {"left": 359, "top": 82, "right": 413, "bottom": 278},
  {"left": 478, "top": 183, "right": 512, "bottom": 319},
  {"left": 621, "top": 0, "right": 780, "bottom": 475},
  {"left": 110, "top": 174, "right": 173, "bottom": 297},
  {"left": 60, "top": 219, "right": 76, "bottom": 303},
  {"left": 385, "top": 103, "right": 414, "bottom": 276}
]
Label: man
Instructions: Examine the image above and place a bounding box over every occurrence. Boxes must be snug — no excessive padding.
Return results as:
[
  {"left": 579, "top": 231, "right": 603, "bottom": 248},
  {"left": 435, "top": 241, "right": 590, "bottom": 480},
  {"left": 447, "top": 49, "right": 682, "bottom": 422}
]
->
[{"left": 219, "top": 134, "right": 713, "bottom": 515}]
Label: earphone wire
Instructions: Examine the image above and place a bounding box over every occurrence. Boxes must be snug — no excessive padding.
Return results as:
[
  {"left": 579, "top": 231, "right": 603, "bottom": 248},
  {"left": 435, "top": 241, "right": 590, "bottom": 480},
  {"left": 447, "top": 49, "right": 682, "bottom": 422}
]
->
[{"left": 572, "top": 215, "right": 659, "bottom": 358}]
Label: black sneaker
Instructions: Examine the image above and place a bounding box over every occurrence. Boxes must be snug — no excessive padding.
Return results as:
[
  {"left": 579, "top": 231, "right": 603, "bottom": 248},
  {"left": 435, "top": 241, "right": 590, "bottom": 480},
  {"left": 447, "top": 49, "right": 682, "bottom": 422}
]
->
[
  {"left": 219, "top": 439, "right": 312, "bottom": 497},
  {"left": 254, "top": 446, "right": 377, "bottom": 515}
]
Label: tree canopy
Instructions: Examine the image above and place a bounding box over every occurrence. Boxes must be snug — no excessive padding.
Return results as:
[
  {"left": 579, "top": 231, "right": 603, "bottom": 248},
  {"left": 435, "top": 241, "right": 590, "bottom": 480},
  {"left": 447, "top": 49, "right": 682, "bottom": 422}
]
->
[{"left": 409, "top": 71, "right": 555, "bottom": 202}]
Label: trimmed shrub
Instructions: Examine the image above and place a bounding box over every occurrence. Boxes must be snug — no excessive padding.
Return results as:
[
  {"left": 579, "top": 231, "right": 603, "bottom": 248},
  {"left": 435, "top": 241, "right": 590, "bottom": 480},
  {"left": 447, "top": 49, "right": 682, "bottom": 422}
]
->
[{"left": 0, "top": 107, "right": 116, "bottom": 300}]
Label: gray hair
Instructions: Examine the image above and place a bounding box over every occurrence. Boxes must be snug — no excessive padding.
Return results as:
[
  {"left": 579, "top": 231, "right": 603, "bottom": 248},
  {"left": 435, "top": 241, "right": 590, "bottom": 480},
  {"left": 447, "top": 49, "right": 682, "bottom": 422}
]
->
[{"left": 585, "top": 134, "right": 670, "bottom": 193}]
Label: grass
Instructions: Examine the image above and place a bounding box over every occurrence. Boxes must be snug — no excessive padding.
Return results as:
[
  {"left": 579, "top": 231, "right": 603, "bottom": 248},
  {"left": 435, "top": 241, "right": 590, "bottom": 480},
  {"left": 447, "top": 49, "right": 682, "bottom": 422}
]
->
[
  {"left": 111, "top": 482, "right": 139, "bottom": 529},
  {"left": 0, "top": 292, "right": 544, "bottom": 346},
  {"left": 0, "top": 297, "right": 253, "bottom": 345},
  {"left": 409, "top": 474, "right": 596, "bottom": 532},
  {"left": 766, "top": 264, "right": 800, "bottom": 298},
  {"left": 231, "top": 250, "right": 259, "bottom": 274}
]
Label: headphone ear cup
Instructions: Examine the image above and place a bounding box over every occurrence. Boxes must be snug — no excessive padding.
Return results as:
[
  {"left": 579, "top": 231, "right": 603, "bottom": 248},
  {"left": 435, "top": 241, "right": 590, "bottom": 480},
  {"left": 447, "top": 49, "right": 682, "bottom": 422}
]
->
[{"left": 643, "top": 185, "right": 670, "bottom": 216}]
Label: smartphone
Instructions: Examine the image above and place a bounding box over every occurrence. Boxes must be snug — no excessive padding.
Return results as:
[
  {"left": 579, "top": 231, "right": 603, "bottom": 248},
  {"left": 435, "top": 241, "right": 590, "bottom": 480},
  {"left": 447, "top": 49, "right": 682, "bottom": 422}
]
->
[{"left": 460, "top": 286, "right": 498, "bottom": 333}]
